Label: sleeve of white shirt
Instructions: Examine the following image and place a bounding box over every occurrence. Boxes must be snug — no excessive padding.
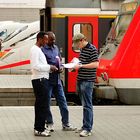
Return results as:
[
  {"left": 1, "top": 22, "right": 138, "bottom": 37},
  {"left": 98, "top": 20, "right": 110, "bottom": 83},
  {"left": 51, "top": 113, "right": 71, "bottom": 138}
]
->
[{"left": 31, "top": 48, "right": 50, "bottom": 72}]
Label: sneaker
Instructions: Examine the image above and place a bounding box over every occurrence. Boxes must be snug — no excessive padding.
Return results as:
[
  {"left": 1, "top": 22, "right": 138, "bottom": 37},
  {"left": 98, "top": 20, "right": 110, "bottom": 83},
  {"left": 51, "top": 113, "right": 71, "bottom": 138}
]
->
[
  {"left": 62, "top": 124, "right": 77, "bottom": 131},
  {"left": 75, "top": 128, "right": 83, "bottom": 133},
  {"left": 46, "top": 124, "right": 54, "bottom": 132},
  {"left": 34, "top": 129, "right": 51, "bottom": 137},
  {"left": 80, "top": 130, "right": 92, "bottom": 137}
]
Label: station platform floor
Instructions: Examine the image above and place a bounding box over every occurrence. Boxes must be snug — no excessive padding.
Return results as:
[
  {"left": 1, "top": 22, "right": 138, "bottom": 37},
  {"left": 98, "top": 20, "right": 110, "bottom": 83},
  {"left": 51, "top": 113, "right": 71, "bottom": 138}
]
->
[{"left": 0, "top": 106, "right": 140, "bottom": 140}]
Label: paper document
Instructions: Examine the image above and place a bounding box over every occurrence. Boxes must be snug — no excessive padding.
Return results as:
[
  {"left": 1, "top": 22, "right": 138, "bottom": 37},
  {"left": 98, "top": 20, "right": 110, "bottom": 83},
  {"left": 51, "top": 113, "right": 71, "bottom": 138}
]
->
[
  {"left": 62, "top": 63, "right": 76, "bottom": 68},
  {"left": 62, "top": 57, "right": 80, "bottom": 68}
]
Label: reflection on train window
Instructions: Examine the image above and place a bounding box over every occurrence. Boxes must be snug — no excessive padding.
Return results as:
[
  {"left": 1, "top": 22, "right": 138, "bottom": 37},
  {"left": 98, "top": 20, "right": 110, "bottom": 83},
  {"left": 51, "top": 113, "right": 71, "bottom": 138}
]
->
[
  {"left": 3, "top": 25, "right": 28, "bottom": 42},
  {"left": 0, "top": 52, "right": 14, "bottom": 60},
  {"left": 0, "top": 29, "right": 7, "bottom": 38},
  {"left": 73, "top": 23, "right": 92, "bottom": 52},
  {"left": 121, "top": 2, "right": 138, "bottom": 12},
  {"left": 106, "top": 14, "right": 133, "bottom": 44},
  {"left": 106, "top": 16, "right": 119, "bottom": 42},
  {"left": 115, "top": 14, "right": 133, "bottom": 43},
  {"left": 100, "top": 13, "right": 133, "bottom": 60}
]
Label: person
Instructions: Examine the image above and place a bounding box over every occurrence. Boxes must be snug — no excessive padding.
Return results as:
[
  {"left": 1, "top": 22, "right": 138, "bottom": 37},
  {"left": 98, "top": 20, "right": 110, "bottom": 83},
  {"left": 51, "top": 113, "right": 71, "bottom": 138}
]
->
[
  {"left": 72, "top": 33, "right": 99, "bottom": 137},
  {"left": 30, "top": 31, "right": 58, "bottom": 137},
  {"left": 41, "top": 31, "right": 76, "bottom": 132}
]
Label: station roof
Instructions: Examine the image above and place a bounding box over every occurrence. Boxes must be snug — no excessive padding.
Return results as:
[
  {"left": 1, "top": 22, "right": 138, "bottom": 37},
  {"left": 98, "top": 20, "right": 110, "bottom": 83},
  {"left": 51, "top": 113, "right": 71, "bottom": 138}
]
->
[{"left": 0, "top": 0, "right": 45, "bottom": 8}]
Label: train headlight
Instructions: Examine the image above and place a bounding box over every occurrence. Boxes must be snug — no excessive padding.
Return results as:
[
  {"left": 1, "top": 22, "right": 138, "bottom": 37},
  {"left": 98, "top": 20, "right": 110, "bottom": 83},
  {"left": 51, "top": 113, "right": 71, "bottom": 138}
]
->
[{"left": 101, "top": 72, "right": 109, "bottom": 82}]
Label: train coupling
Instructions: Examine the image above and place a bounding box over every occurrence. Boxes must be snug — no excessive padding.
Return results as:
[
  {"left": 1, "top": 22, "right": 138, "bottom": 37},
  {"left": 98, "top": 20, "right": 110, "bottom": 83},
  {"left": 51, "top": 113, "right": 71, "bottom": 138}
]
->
[{"left": 94, "top": 84, "right": 118, "bottom": 100}]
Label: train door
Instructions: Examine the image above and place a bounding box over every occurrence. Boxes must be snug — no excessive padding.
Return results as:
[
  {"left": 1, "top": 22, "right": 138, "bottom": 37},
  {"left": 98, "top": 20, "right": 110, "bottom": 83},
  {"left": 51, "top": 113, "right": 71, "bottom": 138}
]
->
[{"left": 66, "top": 16, "right": 98, "bottom": 93}]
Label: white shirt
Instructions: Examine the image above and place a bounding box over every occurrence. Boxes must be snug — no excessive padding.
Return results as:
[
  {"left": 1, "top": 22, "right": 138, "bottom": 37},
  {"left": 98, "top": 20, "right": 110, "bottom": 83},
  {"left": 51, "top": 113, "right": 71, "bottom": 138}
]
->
[{"left": 30, "top": 45, "right": 50, "bottom": 80}]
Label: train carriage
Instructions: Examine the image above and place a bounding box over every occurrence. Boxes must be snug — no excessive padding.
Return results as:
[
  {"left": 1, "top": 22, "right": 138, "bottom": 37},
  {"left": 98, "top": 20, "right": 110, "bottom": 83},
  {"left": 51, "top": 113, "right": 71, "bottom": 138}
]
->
[{"left": 96, "top": 0, "right": 140, "bottom": 104}]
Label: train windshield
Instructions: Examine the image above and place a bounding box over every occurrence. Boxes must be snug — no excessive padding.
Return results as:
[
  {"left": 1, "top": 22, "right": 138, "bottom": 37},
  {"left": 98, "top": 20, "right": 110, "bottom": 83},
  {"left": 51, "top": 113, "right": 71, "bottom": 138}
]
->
[
  {"left": 0, "top": 30, "right": 7, "bottom": 38},
  {"left": 109, "top": 14, "right": 133, "bottom": 44},
  {"left": 3, "top": 25, "right": 28, "bottom": 42},
  {"left": 99, "top": 1, "right": 138, "bottom": 59},
  {"left": 99, "top": 13, "right": 134, "bottom": 59}
]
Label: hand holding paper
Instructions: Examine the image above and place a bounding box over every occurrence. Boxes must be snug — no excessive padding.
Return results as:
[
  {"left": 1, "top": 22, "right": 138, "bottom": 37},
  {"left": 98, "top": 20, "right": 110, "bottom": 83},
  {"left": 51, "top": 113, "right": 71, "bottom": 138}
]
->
[{"left": 62, "top": 57, "right": 80, "bottom": 68}]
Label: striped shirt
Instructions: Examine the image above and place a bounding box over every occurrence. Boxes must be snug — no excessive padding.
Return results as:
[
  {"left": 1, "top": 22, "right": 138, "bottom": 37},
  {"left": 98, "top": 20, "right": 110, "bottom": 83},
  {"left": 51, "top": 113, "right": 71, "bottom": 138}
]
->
[{"left": 77, "top": 43, "right": 98, "bottom": 82}]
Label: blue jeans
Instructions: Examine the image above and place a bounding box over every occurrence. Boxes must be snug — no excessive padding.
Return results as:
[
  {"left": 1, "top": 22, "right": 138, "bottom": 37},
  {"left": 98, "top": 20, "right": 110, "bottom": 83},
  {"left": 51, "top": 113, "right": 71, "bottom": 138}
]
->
[
  {"left": 46, "top": 80, "right": 69, "bottom": 126},
  {"left": 77, "top": 80, "right": 94, "bottom": 132}
]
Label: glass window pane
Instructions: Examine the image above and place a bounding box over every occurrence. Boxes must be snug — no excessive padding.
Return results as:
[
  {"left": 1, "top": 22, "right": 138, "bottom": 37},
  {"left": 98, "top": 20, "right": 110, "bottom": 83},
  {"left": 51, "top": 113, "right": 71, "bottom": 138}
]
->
[
  {"left": 52, "top": 0, "right": 100, "bottom": 8},
  {"left": 73, "top": 23, "right": 92, "bottom": 52}
]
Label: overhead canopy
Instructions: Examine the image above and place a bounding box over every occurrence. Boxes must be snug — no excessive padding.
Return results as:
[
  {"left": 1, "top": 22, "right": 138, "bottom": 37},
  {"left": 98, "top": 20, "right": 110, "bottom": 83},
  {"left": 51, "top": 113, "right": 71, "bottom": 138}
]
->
[{"left": 0, "top": 0, "right": 46, "bottom": 8}]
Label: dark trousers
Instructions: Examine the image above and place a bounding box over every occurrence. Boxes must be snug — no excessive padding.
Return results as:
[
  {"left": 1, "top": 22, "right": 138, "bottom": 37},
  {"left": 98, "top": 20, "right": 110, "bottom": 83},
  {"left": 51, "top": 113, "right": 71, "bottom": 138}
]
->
[{"left": 32, "top": 78, "right": 49, "bottom": 132}]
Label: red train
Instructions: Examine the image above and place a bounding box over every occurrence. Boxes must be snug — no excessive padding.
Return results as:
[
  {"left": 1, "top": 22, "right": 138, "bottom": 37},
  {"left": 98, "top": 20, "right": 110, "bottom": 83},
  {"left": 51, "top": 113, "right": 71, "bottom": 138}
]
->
[{"left": 96, "top": 0, "right": 140, "bottom": 104}]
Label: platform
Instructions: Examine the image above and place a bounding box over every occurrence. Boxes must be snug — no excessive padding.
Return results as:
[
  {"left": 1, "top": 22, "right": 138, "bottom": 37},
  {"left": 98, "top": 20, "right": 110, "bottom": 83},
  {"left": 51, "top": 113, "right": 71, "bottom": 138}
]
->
[{"left": 0, "top": 106, "right": 140, "bottom": 140}]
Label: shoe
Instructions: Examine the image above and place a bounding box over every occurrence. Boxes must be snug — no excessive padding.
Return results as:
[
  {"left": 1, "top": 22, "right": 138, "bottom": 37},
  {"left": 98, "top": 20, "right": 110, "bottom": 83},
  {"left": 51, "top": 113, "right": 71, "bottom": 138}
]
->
[
  {"left": 46, "top": 124, "right": 54, "bottom": 132},
  {"left": 62, "top": 124, "right": 77, "bottom": 131},
  {"left": 75, "top": 128, "right": 83, "bottom": 133},
  {"left": 34, "top": 129, "right": 51, "bottom": 137},
  {"left": 80, "top": 130, "right": 92, "bottom": 137}
]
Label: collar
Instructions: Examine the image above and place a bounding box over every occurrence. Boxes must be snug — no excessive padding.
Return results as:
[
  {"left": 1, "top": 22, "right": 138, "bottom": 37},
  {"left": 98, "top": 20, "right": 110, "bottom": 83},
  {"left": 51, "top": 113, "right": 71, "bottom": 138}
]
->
[
  {"left": 44, "top": 44, "right": 55, "bottom": 49},
  {"left": 82, "top": 42, "right": 90, "bottom": 50}
]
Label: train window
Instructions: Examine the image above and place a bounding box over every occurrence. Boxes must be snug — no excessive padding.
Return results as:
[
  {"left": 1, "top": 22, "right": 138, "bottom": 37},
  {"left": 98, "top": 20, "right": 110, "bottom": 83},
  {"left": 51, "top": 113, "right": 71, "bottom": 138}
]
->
[
  {"left": 101, "top": 0, "right": 125, "bottom": 11},
  {"left": 0, "top": 29, "right": 7, "bottom": 38},
  {"left": 3, "top": 25, "right": 28, "bottom": 42},
  {"left": 52, "top": 0, "right": 100, "bottom": 8},
  {"left": 121, "top": 2, "right": 138, "bottom": 12},
  {"left": 106, "top": 13, "right": 133, "bottom": 44},
  {"left": 115, "top": 14, "right": 133, "bottom": 43},
  {"left": 100, "top": 13, "right": 133, "bottom": 59},
  {"left": 73, "top": 23, "right": 92, "bottom": 52}
]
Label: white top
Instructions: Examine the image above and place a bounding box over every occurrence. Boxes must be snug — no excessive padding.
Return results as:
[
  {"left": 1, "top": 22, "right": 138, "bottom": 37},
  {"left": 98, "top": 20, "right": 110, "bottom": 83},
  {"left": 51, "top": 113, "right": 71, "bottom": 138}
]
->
[{"left": 30, "top": 45, "right": 50, "bottom": 80}]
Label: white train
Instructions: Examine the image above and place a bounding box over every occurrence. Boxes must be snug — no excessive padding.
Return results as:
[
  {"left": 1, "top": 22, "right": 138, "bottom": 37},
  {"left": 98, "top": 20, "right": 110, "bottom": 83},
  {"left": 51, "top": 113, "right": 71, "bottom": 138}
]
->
[
  {"left": 0, "top": 33, "right": 36, "bottom": 74},
  {"left": 1, "top": 21, "right": 39, "bottom": 51},
  {"left": 0, "top": 21, "right": 27, "bottom": 41}
]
